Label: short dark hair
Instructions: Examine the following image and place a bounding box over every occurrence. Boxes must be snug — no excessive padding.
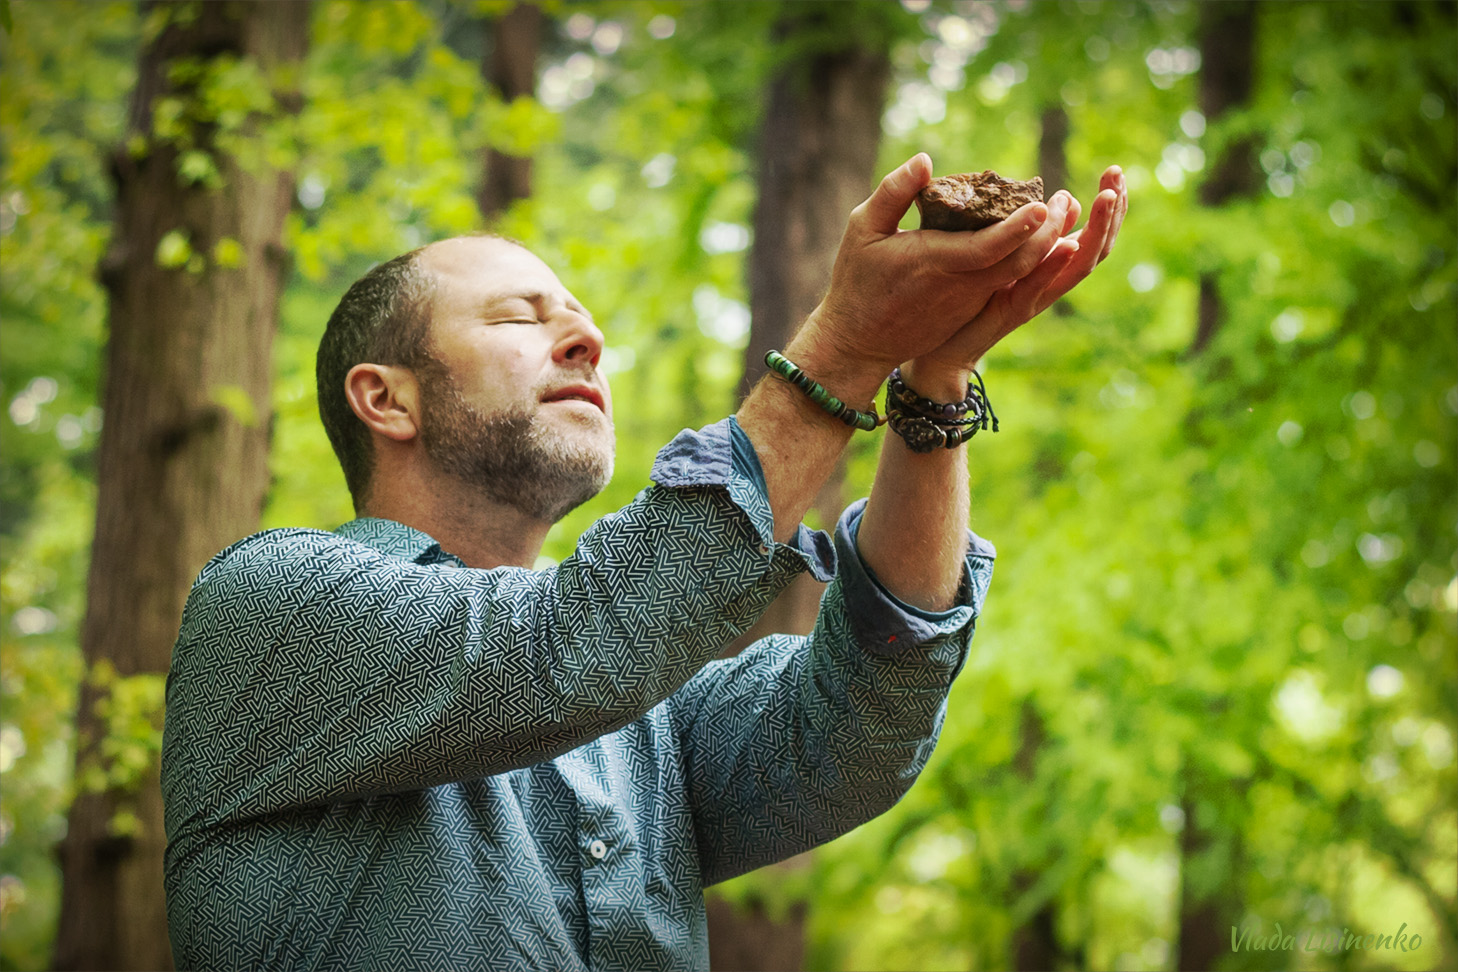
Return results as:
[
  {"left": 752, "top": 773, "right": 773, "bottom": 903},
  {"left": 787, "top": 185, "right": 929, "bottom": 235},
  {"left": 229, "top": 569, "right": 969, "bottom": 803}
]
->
[{"left": 316, "top": 248, "right": 436, "bottom": 509}]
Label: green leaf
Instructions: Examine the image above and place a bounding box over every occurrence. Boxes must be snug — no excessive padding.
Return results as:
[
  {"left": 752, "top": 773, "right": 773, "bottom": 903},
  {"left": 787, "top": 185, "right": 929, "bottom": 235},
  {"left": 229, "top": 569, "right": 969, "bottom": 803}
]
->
[
  {"left": 176, "top": 149, "right": 222, "bottom": 188},
  {"left": 154, "top": 229, "right": 192, "bottom": 268},
  {"left": 211, "top": 237, "right": 244, "bottom": 269},
  {"left": 209, "top": 384, "right": 258, "bottom": 428},
  {"left": 108, "top": 809, "right": 141, "bottom": 839}
]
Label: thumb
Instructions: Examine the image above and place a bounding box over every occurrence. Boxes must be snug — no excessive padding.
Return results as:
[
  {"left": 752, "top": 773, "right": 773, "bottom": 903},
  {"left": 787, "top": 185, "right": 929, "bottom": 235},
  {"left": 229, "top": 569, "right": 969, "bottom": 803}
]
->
[{"left": 856, "top": 153, "right": 932, "bottom": 237}]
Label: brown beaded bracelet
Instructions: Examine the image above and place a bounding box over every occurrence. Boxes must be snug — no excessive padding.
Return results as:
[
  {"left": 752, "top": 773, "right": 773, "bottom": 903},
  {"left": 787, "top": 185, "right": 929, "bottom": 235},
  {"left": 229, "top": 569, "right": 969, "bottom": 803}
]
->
[{"left": 884, "top": 367, "right": 998, "bottom": 453}]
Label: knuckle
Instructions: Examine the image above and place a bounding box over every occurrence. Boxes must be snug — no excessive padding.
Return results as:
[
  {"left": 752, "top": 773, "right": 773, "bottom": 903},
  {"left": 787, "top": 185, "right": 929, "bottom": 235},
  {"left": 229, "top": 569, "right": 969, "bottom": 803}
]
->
[{"left": 1011, "top": 248, "right": 1044, "bottom": 278}]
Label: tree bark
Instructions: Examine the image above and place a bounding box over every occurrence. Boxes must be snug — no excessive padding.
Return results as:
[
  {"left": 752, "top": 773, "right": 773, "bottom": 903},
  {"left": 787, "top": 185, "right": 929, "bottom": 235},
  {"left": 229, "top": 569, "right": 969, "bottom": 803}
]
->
[
  {"left": 1009, "top": 699, "right": 1063, "bottom": 971},
  {"left": 1014, "top": 106, "right": 1073, "bottom": 967},
  {"left": 1175, "top": 761, "right": 1247, "bottom": 972},
  {"left": 52, "top": 4, "right": 308, "bottom": 969},
  {"left": 1190, "top": 0, "right": 1258, "bottom": 356},
  {"left": 727, "top": 8, "right": 890, "bottom": 656},
  {"left": 1038, "top": 102, "right": 1074, "bottom": 318},
  {"left": 1037, "top": 103, "right": 1070, "bottom": 199},
  {"left": 710, "top": 8, "right": 890, "bottom": 972},
  {"left": 477, "top": 1, "right": 544, "bottom": 223}
]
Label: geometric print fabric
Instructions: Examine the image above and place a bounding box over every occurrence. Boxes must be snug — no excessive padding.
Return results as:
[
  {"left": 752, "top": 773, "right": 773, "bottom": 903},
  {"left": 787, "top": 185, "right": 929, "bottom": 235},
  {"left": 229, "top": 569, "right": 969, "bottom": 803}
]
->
[{"left": 161, "top": 418, "right": 994, "bottom": 970}]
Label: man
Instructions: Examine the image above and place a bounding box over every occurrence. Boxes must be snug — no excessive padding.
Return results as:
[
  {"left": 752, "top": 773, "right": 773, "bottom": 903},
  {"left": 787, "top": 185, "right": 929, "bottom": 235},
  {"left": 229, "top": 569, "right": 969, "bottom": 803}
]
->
[{"left": 161, "top": 155, "right": 1126, "bottom": 969}]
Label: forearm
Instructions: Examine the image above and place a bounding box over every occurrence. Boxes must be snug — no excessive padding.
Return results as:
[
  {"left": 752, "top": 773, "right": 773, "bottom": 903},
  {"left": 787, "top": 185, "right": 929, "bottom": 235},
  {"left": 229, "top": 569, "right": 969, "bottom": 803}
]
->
[
  {"left": 856, "top": 362, "right": 971, "bottom": 612},
  {"left": 677, "top": 501, "right": 988, "bottom": 886},
  {"left": 734, "top": 311, "right": 888, "bottom": 543}
]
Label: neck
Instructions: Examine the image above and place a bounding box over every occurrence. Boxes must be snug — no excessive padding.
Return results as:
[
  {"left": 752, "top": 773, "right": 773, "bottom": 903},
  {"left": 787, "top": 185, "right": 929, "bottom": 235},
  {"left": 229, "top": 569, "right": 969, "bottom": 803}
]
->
[{"left": 361, "top": 462, "right": 552, "bottom": 569}]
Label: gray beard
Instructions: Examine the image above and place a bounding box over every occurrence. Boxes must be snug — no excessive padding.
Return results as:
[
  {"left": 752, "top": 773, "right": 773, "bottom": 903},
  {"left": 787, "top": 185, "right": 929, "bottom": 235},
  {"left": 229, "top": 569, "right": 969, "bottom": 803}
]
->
[{"left": 416, "top": 368, "right": 613, "bottom": 524}]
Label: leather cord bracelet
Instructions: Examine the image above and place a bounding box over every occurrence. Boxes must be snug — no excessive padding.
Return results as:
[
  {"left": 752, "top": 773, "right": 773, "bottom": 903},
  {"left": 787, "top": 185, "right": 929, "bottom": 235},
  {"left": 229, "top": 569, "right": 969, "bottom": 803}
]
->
[
  {"left": 764, "top": 350, "right": 886, "bottom": 431},
  {"left": 762, "top": 350, "right": 999, "bottom": 449},
  {"left": 885, "top": 366, "right": 998, "bottom": 453}
]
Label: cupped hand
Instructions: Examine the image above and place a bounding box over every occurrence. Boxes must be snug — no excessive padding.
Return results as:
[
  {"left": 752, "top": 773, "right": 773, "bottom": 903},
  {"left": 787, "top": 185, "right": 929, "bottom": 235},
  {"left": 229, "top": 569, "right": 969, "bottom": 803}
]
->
[
  {"left": 793, "top": 153, "right": 1072, "bottom": 391},
  {"left": 909, "top": 164, "right": 1129, "bottom": 381}
]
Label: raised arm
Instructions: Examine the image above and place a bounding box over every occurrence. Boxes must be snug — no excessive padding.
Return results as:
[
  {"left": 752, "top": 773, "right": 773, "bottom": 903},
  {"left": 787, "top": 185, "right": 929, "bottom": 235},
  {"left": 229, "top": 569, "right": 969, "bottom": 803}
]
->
[
  {"left": 858, "top": 164, "right": 1128, "bottom": 608},
  {"left": 670, "top": 167, "right": 1127, "bottom": 882}
]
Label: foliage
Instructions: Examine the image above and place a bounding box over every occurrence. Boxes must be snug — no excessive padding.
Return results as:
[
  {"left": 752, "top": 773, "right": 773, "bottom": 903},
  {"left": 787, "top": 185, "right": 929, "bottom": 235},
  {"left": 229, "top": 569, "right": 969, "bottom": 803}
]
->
[
  {"left": 802, "top": 3, "right": 1458, "bottom": 970},
  {"left": 1, "top": 1, "right": 1454, "bottom": 970},
  {"left": 1, "top": 4, "right": 137, "bottom": 966}
]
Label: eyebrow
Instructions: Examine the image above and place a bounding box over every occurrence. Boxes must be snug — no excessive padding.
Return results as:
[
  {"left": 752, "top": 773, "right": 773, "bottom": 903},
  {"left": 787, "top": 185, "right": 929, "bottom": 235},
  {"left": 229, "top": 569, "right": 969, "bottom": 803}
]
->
[{"left": 484, "top": 291, "right": 594, "bottom": 323}]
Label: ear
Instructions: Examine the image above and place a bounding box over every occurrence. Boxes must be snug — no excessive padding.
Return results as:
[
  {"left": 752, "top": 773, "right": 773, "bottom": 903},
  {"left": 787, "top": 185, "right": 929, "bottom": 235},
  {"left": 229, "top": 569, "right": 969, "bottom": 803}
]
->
[{"left": 344, "top": 363, "right": 420, "bottom": 443}]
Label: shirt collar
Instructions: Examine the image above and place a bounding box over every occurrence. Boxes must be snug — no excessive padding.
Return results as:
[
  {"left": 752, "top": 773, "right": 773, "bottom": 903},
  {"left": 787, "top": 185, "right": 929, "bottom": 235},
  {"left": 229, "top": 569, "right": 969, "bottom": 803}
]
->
[{"left": 333, "top": 518, "right": 463, "bottom": 566}]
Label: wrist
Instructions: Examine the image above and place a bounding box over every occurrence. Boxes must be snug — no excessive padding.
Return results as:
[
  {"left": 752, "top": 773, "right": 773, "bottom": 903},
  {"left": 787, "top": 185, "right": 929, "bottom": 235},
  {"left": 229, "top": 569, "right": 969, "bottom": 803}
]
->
[
  {"left": 783, "top": 313, "right": 890, "bottom": 408},
  {"left": 899, "top": 359, "right": 971, "bottom": 401}
]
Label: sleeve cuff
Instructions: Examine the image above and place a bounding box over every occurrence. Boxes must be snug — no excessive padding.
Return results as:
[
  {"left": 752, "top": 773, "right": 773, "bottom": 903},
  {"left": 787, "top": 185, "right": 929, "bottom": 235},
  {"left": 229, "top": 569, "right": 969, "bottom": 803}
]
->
[
  {"left": 650, "top": 417, "right": 835, "bottom": 583},
  {"left": 833, "top": 497, "right": 996, "bottom": 656}
]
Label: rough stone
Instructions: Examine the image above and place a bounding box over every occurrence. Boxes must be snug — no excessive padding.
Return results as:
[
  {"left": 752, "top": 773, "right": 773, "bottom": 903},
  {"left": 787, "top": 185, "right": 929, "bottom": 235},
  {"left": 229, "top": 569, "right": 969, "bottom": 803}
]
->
[{"left": 915, "top": 170, "right": 1045, "bottom": 231}]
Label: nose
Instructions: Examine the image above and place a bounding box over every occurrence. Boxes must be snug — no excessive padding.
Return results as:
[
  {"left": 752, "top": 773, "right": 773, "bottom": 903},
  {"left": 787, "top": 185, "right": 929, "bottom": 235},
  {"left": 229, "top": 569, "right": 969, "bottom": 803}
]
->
[{"left": 551, "top": 310, "right": 605, "bottom": 368}]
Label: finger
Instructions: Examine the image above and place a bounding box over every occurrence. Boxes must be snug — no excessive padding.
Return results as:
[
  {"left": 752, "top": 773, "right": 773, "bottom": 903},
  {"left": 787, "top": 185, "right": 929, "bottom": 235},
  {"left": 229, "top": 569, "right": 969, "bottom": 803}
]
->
[
  {"left": 854, "top": 153, "right": 933, "bottom": 237},
  {"left": 1065, "top": 188, "right": 1117, "bottom": 259},
  {"left": 1103, "top": 167, "right": 1128, "bottom": 261},
  {"left": 1091, "top": 165, "right": 1126, "bottom": 260},
  {"left": 1086, "top": 187, "right": 1118, "bottom": 264},
  {"left": 1028, "top": 237, "right": 1083, "bottom": 310},
  {"left": 969, "top": 190, "right": 1072, "bottom": 282},
  {"left": 952, "top": 241, "right": 1078, "bottom": 360},
  {"left": 1099, "top": 165, "right": 1122, "bottom": 195},
  {"left": 1059, "top": 192, "right": 1082, "bottom": 235},
  {"left": 1005, "top": 236, "right": 1083, "bottom": 323},
  {"left": 1041, "top": 190, "right": 1119, "bottom": 303},
  {"left": 920, "top": 198, "right": 1050, "bottom": 272}
]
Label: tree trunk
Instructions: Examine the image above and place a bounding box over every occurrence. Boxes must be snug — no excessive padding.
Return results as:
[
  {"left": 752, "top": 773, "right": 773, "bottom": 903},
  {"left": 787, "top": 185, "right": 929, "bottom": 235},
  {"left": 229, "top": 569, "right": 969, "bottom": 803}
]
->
[
  {"left": 710, "top": 8, "right": 890, "bottom": 972},
  {"left": 1190, "top": 0, "right": 1258, "bottom": 356},
  {"left": 477, "top": 2, "right": 544, "bottom": 223},
  {"left": 1037, "top": 103, "right": 1070, "bottom": 199},
  {"left": 52, "top": 4, "right": 308, "bottom": 969},
  {"left": 1014, "top": 106, "right": 1073, "bottom": 967},
  {"left": 1038, "top": 102, "right": 1074, "bottom": 318},
  {"left": 1009, "top": 699, "right": 1062, "bottom": 971},
  {"left": 727, "top": 8, "right": 890, "bottom": 655},
  {"left": 1175, "top": 762, "right": 1247, "bottom": 972}
]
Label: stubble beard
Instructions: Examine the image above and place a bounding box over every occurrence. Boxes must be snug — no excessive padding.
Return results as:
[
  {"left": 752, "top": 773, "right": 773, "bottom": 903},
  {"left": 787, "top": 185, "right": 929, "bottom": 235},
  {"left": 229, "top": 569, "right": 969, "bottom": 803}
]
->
[{"left": 416, "top": 361, "right": 614, "bottom": 524}]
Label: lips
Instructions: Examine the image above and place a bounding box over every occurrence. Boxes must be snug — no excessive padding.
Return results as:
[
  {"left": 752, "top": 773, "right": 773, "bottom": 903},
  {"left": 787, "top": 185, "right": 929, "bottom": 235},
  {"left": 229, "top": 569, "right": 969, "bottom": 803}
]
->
[{"left": 541, "top": 383, "right": 605, "bottom": 413}]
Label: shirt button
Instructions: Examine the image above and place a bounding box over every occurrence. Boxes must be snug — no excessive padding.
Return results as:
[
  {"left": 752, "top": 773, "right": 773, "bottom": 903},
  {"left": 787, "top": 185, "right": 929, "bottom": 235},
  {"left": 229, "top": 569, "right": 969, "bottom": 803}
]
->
[
  {"left": 758, "top": 543, "right": 770, "bottom": 556},
  {"left": 588, "top": 839, "right": 607, "bottom": 860}
]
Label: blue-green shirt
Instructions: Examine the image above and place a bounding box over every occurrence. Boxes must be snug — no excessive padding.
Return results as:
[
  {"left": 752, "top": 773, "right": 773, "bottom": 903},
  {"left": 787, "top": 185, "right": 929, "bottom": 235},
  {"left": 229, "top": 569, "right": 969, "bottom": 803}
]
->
[{"left": 161, "top": 418, "right": 994, "bottom": 970}]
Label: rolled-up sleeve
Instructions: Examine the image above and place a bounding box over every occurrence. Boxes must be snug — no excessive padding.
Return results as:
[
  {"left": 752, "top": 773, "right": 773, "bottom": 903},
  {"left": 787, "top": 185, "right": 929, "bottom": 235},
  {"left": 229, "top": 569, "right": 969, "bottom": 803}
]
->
[{"left": 667, "top": 497, "right": 995, "bottom": 886}]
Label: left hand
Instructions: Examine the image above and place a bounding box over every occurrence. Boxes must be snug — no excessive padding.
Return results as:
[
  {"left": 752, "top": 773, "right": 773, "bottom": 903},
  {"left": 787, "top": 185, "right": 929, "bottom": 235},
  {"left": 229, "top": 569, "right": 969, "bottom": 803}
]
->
[{"left": 908, "top": 164, "right": 1129, "bottom": 385}]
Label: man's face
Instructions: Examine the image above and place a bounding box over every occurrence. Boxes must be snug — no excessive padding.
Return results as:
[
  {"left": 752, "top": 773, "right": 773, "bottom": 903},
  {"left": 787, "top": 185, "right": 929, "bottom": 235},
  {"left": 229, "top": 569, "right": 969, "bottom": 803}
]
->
[{"left": 412, "top": 237, "right": 615, "bottom": 522}]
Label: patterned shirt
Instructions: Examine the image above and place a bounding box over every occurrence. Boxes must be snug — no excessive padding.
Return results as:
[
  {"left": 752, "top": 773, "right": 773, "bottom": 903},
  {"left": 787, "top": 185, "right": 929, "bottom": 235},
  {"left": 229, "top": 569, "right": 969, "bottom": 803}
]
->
[{"left": 161, "top": 418, "right": 995, "bottom": 971}]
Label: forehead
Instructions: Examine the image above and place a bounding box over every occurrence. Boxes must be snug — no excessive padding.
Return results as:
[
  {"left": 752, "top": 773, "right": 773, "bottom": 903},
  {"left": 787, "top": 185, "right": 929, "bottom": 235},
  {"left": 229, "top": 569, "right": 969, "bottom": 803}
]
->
[{"left": 419, "top": 237, "right": 572, "bottom": 316}]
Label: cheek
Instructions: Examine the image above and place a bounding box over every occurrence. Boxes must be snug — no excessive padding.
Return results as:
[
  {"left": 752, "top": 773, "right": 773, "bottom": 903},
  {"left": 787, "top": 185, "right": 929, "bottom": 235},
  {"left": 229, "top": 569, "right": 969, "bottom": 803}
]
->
[{"left": 460, "top": 341, "right": 542, "bottom": 404}]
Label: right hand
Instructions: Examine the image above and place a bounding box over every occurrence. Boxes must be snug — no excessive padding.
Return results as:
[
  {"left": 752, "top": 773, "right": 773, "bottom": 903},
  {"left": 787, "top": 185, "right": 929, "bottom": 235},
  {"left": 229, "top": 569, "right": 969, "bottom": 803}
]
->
[{"left": 789, "top": 153, "right": 1072, "bottom": 394}]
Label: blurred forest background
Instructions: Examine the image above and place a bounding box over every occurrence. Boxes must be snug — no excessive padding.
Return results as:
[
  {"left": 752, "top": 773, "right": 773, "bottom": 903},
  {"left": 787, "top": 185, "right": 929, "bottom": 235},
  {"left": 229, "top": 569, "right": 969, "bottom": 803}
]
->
[{"left": 1, "top": 1, "right": 1454, "bottom": 969}]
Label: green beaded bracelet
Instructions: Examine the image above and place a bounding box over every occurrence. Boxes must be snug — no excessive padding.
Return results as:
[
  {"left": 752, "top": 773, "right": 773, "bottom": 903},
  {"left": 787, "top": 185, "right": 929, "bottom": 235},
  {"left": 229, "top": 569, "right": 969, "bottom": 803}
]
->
[{"left": 764, "top": 350, "right": 884, "bottom": 432}]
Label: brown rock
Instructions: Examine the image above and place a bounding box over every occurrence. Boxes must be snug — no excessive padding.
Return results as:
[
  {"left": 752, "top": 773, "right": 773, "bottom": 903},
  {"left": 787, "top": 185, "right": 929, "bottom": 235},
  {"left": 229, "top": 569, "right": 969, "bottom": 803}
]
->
[{"left": 916, "top": 170, "right": 1045, "bottom": 231}]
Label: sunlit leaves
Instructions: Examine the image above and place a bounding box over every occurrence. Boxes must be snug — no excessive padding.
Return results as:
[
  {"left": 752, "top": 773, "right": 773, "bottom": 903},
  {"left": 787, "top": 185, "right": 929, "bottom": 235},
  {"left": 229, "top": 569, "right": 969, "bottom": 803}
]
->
[
  {"left": 805, "top": 2, "right": 1456, "bottom": 969},
  {"left": 2, "top": 1, "right": 1455, "bottom": 969}
]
